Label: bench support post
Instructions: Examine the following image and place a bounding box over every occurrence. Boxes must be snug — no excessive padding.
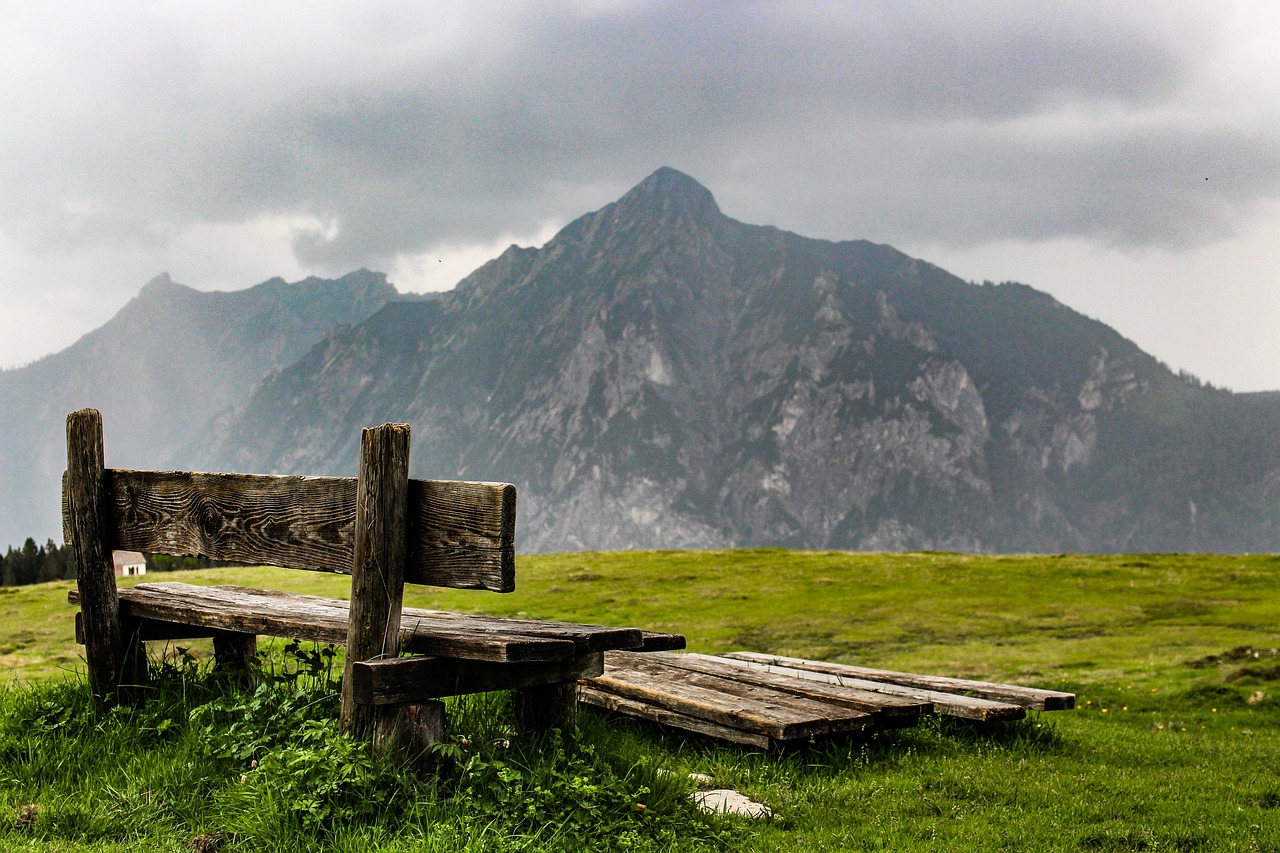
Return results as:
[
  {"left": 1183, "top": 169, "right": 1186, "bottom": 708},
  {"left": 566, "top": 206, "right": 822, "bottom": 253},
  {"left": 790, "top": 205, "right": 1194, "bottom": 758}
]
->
[
  {"left": 341, "top": 423, "right": 412, "bottom": 749},
  {"left": 66, "top": 408, "right": 138, "bottom": 705},
  {"left": 375, "top": 700, "right": 446, "bottom": 769},
  {"left": 514, "top": 682, "right": 579, "bottom": 734},
  {"left": 212, "top": 631, "right": 258, "bottom": 687}
]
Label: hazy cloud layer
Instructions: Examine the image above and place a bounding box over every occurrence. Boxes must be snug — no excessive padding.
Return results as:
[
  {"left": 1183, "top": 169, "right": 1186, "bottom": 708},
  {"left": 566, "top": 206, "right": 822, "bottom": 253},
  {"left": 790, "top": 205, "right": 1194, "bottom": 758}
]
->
[{"left": 2, "top": 1, "right": 1278, "bottom": 385}]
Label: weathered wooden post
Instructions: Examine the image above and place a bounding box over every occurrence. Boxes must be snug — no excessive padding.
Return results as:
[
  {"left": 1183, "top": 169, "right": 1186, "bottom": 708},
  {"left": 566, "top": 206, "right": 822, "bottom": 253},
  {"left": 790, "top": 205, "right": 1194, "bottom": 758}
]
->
[
  {"left": 514, "top": 682, "right": 579, "bottom": 734},
  {"left": 64, "top": 409, "right": 147, "bottom": 703},
  {"left": 340, "top": 423, "right": 443, "bottom": 758},
  {"left": 212, "top": 630, "right": 258, "bottom": 686}
]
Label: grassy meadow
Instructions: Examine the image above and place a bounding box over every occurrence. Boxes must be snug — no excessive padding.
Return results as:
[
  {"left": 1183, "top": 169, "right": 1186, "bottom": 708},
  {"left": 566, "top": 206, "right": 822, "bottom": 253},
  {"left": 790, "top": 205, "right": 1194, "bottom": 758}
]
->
[{"left": 1, "top": 550, "right": 1279, "bottom": 850}]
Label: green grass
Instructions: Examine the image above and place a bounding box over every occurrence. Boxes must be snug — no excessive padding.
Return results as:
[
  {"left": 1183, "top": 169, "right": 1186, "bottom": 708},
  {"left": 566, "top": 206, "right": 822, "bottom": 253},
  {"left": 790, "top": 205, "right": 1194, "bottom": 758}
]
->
[{"left": 3, "top": 550, "right": 1280, "bottom": 850}]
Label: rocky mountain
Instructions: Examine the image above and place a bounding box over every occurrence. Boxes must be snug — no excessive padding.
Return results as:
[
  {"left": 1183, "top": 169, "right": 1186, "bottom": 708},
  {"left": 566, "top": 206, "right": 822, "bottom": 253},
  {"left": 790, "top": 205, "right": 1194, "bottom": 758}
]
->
[
  {"left": 0, "top": 270, "right": 397, "bottom": 547},
  {"left": 189, "top": 168, "right": 1280, "bottom": 553}
]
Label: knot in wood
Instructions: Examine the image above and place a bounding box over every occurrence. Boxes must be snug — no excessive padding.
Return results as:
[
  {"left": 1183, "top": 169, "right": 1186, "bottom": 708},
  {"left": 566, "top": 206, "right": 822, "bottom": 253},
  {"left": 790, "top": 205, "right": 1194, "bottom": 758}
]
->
[{"left": 195, "top": 495, "right": 225, "bottom": 544}]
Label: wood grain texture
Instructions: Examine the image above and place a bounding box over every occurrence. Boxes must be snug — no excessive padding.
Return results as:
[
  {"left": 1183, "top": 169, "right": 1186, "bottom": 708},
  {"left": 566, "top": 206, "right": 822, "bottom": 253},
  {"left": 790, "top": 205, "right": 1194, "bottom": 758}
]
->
[
  {"left": 578, "top": 686, "right": 773, "bottom": 750},
  {"left": 587, "top": 660, "right": 874, "bottom": 741},
  {"left": 396, "top": 608, "right": 646, "bottom": 653},
  {"left": 195, "top": 585, "right": 650, "bottom": 653},
  {"left": 600, "top": 656, "right": 878, "bottom": 736},
  {"left": 353, "top": 653, "right": 604, "bottom": 705},
  {"left": 108, "top": 470, "right": 355, "bottom": 572},
  {"left": 100, "top": 470, "right": 516, "bottom": 592},
  {"left": 75, "top": 611, "right": 212, "bottom": 643},
  {"left": 408, "top": 479, "right": 515, "bottom": 592},
  {"left": 374, "top": 701, "right": 446, "bottom": 767},
  {"left": 617, "top": 652, "right": 930, "bottom": 726},
  {"left": 343, "top": 423, "right": 411, "bottom": 740},
  {"left": 77, "top": 583, "right": 577, "bottom": 662},
  {"left": 724, "top": 652, "right": 1076, "bottom": 711},
  {"left": 709, "top": 657, "right": 1025, "bottom": 723},
  {"left": 514, "top": 682, "right": 579, "bottom": 734},
  {"left": 639, "top": 631, "right": 687, "bottom": 651},
  {"left": 65, "top": 409, "right": 126, "bottom": 704}
]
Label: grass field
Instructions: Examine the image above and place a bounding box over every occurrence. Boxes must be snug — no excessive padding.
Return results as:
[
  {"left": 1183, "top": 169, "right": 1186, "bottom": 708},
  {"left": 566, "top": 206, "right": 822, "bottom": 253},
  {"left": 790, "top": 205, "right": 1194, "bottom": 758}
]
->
[{"left": 2, "top": 550, "right": 1279, "bottom": 850}]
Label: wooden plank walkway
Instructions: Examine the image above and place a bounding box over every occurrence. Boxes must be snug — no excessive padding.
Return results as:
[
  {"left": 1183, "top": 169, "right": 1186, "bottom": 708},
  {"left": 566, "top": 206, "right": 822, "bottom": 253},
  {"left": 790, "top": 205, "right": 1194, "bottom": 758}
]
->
[
  {"left": 724, "top": 652, "right": 1076, "bottom": 712},
  {"left": 580, "top": 651, "right": 1075, "bottom": 749}
]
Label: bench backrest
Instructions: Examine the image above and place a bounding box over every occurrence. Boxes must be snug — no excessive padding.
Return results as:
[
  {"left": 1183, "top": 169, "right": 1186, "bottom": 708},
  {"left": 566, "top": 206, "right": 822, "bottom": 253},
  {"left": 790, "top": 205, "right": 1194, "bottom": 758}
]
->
[{"left": 63, "top": 420, "right": 516, "bottom": 593}]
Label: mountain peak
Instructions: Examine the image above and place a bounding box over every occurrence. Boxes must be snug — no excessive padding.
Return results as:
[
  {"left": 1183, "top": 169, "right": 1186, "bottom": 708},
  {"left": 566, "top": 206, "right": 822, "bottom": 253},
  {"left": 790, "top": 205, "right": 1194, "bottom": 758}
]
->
[
  {"left": 615, "top": 167, "right": 721, "bottom": 222},
  {"left": 139, "top": 272, "right": 185, "bottom": 298}
]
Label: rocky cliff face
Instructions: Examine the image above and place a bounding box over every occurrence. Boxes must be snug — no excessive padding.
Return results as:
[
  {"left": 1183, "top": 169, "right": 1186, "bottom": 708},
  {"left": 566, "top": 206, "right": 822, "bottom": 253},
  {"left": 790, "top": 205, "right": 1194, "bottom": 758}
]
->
[
  {"left": 0, "top": 270, "right": 397, "bottom": 546},
  {"left": 193, "top": 169, "right": 1280, "bottom": 553}
]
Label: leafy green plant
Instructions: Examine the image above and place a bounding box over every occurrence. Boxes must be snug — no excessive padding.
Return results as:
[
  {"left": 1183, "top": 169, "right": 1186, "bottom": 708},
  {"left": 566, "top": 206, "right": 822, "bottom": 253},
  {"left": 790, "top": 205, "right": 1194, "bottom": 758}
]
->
[{"left": 221, "top": 715, "right": 418, "bottom": 832}]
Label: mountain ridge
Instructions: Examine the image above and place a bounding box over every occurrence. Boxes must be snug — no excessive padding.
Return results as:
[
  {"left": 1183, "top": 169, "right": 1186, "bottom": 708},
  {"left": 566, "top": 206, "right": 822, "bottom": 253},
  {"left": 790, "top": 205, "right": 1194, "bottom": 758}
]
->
[
  {"left": 0, "top": 270, "right": 398, "bottom": 546},
  {"left": 4, "top": 169, "right": 1275, "bottom": 553},
  {"left": 188, "top": 168, "right": 1280, "bottom": 553}
]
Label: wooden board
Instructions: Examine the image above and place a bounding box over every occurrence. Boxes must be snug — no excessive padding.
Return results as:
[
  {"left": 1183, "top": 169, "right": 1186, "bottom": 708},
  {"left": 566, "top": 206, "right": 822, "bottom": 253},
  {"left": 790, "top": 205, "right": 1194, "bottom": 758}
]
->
[
  {"left": 639, "top": 631, "right": 687, "bottom": 651},
  {"left": 714, "top": 657, "right": 1025, "bottom": 722},
  {"left": 398, "top": 605, "right": 645, "bottom": 652},
  {"left": 72, "top": 583, "right": 576, "bottom": 663},
  {"left": 579, "top": 685, "right": 773, "bottom": 750},
  {"left": 616, "top": 652, "right": 930, "bottom": 727},
  {"left": 724, "top": 652, "right": 1076, "bottom": 711},
  {"left": 408, "top": 478, "right": 515, "bottom": 592},
  {"left": 202, "top": 585, "right": 656, "bottom": 653},
  {"left": 352, "top": 652, "right": 604, "bottom": 705},
  {"left": 70, "top": 582, "right": 670, "bottom": 662},
  {"left": 589, "top": 658, "right": 875, "bottom": 741},
  {"left": 76, "top": 612, "right": 211, "bottom": 643},
  {"left": 87, "top": 469, "right": 515, "bottom": 592}
]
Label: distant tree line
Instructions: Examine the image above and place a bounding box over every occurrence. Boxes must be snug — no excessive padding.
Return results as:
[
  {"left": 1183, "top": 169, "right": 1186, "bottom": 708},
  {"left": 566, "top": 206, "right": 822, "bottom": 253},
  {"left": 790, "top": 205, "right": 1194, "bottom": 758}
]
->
[
  {"left": 1, "top": 538, "right": 72, "bottom": 586},
  {"left": 1, "top": 539, "right": 231, "bottom": 587}
]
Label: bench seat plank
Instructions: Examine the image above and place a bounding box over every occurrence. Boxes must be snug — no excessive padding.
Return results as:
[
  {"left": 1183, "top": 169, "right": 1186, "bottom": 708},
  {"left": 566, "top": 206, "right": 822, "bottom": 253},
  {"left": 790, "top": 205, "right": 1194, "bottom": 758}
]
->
[
  {"left": 352, "top": 652, "right": 605, "bottom": 705},
  {"left": 73, "top": 583, "right": 576, "bottom": 663},
  {"left": 71, "top": 582, "right": 675, "bottom": 662},
  {"left": 195, "top": 585, "right": 662, "bottom": 653}
]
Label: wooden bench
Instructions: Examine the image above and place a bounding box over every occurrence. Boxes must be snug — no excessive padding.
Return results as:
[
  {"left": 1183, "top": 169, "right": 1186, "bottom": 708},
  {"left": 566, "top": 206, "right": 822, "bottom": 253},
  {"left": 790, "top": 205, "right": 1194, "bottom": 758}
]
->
[{"left": 63, "top": 409, "right": 683, "bottom": 757}]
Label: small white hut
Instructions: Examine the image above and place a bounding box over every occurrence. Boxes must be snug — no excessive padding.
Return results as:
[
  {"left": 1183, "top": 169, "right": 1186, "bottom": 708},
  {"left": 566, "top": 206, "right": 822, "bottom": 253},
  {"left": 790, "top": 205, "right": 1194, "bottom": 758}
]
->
[{"left": 112, "top": 550, "right": 147, "bottom": 578}]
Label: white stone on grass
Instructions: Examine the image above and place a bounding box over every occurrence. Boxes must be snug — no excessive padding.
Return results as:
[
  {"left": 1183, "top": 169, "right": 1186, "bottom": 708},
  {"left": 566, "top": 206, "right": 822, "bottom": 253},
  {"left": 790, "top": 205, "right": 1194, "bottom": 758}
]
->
[{"left": 690, "top": 788, "right": 774, "bottom": 819}]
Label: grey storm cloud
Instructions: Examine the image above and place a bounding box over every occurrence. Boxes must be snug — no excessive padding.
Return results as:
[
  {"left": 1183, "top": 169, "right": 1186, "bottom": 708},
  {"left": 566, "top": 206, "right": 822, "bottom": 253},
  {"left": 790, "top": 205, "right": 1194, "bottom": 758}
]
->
[{"left": 3, "top": 0, "right": 1276, "bottom": 272}]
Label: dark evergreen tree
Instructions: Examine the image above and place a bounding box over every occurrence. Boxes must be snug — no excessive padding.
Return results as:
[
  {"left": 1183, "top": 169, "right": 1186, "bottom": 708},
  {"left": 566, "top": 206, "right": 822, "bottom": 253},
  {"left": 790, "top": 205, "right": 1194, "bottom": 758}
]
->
[
  {"left": 37, "top": 539, "right": 67, "bottom": 583},
  {"left": 8, "top": 538, "right": 40, "bottom": 586}
]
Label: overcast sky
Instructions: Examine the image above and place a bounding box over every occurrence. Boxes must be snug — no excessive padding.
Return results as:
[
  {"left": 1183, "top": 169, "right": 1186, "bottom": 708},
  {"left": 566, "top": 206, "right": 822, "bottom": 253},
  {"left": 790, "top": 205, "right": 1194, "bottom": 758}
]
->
[{"left": 3, "top": 1, "right": 1278, "bottom": 390}]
